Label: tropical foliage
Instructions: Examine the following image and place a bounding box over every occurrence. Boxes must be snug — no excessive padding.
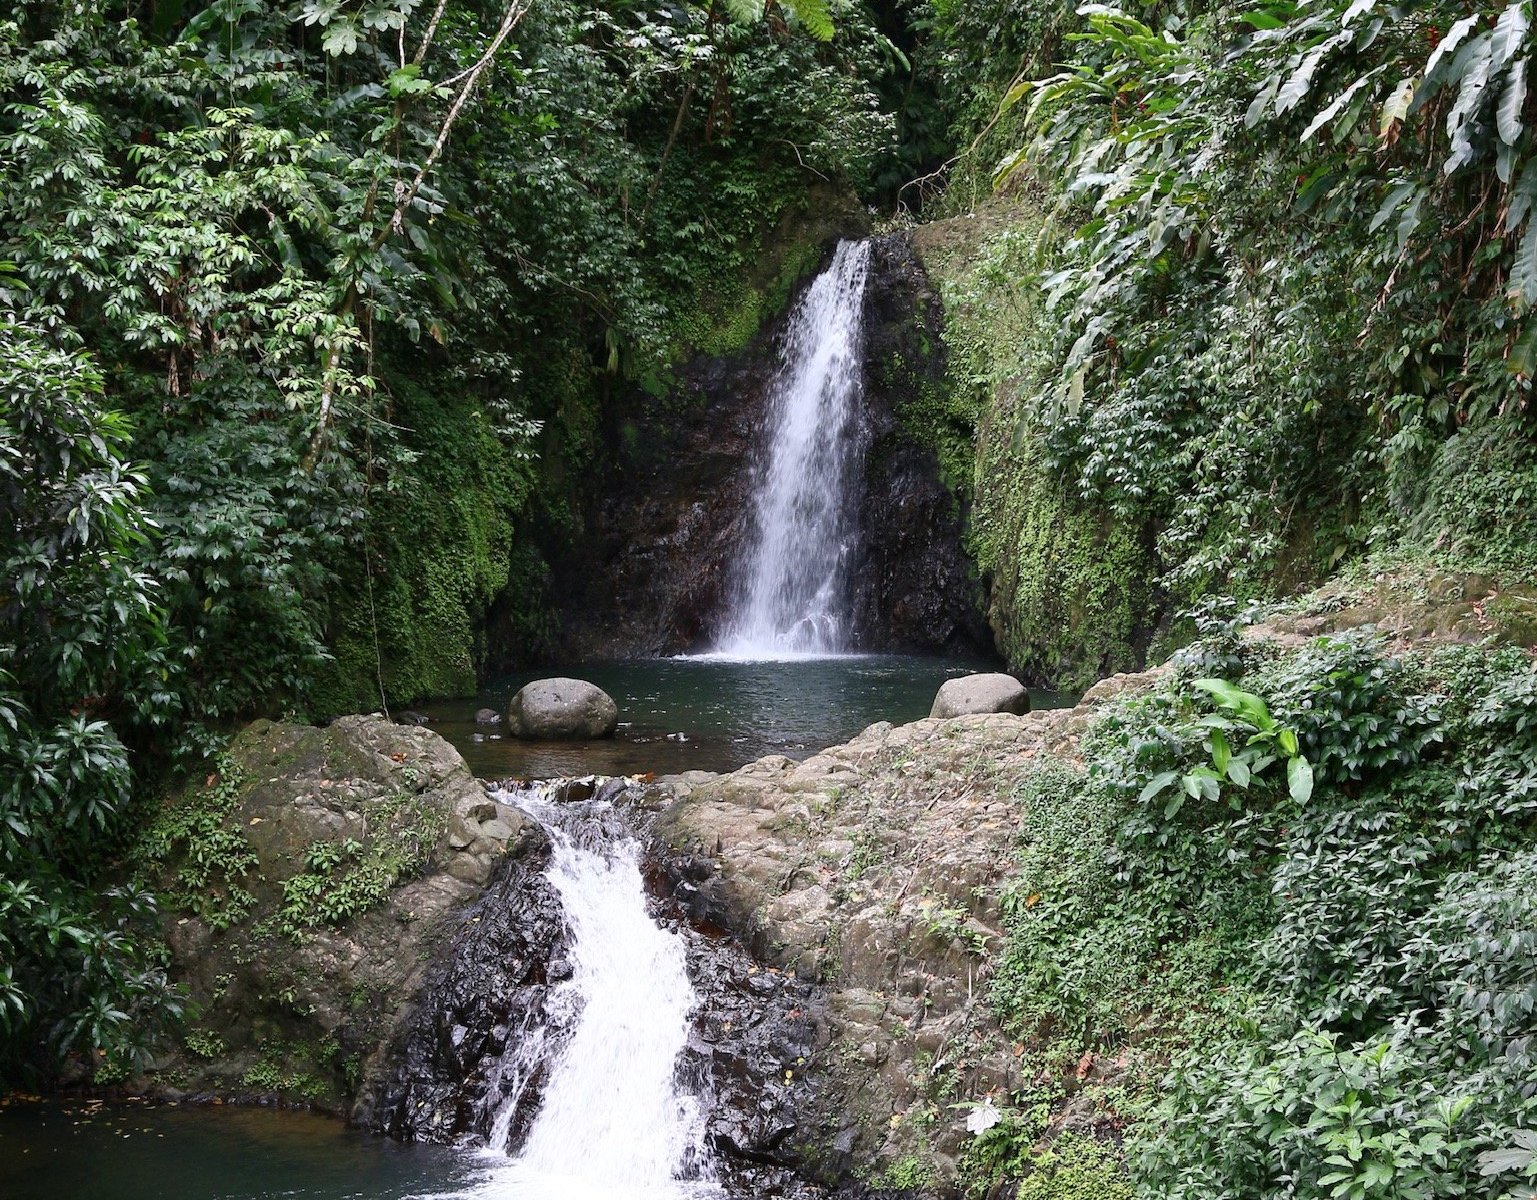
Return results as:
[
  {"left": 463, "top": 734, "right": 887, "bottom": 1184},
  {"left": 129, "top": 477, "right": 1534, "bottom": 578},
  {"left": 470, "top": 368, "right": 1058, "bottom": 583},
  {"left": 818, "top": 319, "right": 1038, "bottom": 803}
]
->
[
  {"left": 0, "top": 0, "right": 900, "bottom": 1078},
  {"left": 987, "top": 634, "right": 1537, "bottom": 1200}
]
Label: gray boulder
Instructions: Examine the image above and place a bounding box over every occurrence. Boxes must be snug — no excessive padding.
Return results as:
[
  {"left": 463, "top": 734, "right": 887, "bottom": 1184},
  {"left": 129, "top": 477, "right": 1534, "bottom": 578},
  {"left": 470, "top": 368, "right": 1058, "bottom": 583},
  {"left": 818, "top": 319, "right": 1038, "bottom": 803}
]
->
[
  {"left": 930, "top": 673, "right": 1029, "bottom": 718},
  {"left": 506, "top": 678, "right": 619, "bottom": 740},
  {"left": 473, "top": 707, "right": 501, "bottom": 726}
]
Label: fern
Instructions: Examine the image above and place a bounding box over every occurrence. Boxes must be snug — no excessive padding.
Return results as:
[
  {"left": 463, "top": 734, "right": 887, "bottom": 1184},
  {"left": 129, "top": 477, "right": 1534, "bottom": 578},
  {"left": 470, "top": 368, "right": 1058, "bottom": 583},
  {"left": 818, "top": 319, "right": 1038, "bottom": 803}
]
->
[{"left": 781, "top": 0, "right": 834, "bottom": 42}]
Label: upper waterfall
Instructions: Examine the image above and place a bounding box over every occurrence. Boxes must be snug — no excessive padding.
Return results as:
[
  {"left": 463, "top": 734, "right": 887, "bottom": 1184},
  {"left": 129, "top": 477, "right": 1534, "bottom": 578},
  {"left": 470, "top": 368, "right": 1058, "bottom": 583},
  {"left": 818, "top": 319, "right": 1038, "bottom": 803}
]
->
[{"left": 713, "top": 239, "right": 872, "bottom": 658}]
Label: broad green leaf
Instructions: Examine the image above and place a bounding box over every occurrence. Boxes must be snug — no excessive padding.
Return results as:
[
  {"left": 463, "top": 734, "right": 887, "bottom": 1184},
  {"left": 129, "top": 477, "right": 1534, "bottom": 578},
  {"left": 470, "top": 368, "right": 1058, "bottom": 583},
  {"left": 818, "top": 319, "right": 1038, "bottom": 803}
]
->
[
  {"left": 1277, "top": 31, "right": 1351, "bottom": 115},
  {"left": 1138, "top": 770, "right": 1179, "bottom": 803},
  {"left": 1396, "top": 187, "right": 1425, "bottom": 247},
  {"left": 1227, "top": 757, "right": 1252, "bottom": 788},
  {"left": 1509, "top": 158, "right": 1537, "bottom": 231},
  {"left": 1287, "top": 755, "right": 1314, "bottom": 803},
  {"left": 1512, "top": 217, "right": 1537, "bottom": 308},
  {"left": 1301, "top": 71, "right": 1381, "bottom": 141},
  {"left": 1378, "top": 75, "right": 1415, "bottom": 135},
  {"left": 1247, "top": 73, "right": 1281, "bottom": 127},
  {"left": 1500, "top": 57, "right": 1528, "bottom": 146},
  {"left": 1507, "top": 319, "right": 1537, "bottom": 378},
  {"left": 1491, "top": 2, "right": 1531, "bottom": 71},
  {"left": 1210, "top": 728, "right": 1231, "bottom": 773},
  {"left": 1369, "top": 181, "right": 1416, "bottom": 232},
  {"left": 1339, "top": 0, "right": 1377, "bottom": 27},
  {"left": 320, "top": 17, "right": 359, "bottom": 56},
  {"left": 1278, "top": 727, "right": 1299, "bottom": 756},
  {"left": 1445, "top": 35, "right": 1496, "bottom": 173},
  {"left": 1478, "top": 1147, "right": 1537, "bottom": 1175},
  {"left": 1423, "top": 15, "right": 1482, "bottom": 86}
]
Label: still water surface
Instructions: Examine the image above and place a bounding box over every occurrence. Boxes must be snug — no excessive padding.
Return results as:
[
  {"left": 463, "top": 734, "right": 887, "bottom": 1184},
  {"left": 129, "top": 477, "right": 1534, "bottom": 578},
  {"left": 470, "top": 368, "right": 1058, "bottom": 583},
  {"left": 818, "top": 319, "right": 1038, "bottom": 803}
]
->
[
  {"left": 418, "top": 655, "right": 1065, "bottom": 779},
  {"left": 0, "top": 1100, "right": 485, "bottom": 1199}
]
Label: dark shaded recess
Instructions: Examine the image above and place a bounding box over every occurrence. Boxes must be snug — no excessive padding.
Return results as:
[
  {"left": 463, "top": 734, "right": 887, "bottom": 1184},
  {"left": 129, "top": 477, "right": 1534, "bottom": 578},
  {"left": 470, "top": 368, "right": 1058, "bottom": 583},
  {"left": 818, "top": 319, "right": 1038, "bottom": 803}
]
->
[{"left": 520, "top": 231, "right": 989, "bottom": 663}]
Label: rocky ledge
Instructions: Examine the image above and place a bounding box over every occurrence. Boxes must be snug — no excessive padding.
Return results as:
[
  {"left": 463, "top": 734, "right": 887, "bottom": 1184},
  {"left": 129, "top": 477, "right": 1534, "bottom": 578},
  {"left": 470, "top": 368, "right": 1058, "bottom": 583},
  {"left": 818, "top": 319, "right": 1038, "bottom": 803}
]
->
[{"left": 651, "top": 670, "right": 1158, "bottom": 1186}]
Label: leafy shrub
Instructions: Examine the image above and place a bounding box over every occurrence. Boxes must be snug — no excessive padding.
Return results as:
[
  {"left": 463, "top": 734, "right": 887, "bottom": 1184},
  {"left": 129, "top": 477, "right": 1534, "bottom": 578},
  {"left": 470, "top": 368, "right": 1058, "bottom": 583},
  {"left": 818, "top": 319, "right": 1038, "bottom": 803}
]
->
[{"left": 983, "top": 635, "right": 1537, "bottom": 1199}]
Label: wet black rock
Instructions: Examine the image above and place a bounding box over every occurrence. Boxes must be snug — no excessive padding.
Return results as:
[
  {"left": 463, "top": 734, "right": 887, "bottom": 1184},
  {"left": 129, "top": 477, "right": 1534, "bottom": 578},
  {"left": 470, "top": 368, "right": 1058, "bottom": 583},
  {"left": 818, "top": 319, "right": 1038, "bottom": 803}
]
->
[{"left": 357, "top": 838, "right": 568, "bottom": 1145}]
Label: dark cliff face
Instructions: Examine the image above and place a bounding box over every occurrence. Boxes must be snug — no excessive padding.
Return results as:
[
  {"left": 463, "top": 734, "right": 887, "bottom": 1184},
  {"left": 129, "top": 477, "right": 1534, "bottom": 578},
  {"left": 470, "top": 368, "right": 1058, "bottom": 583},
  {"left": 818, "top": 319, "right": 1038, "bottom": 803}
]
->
[
  {"left": 848, "top": 234, "right": 991, "bottom": 656},
  {"left": 536, "top": 233, "right": 990, "bottom": 663},
  {"left": 357, "top": 844, "right": 569, "bottom": 1143}
]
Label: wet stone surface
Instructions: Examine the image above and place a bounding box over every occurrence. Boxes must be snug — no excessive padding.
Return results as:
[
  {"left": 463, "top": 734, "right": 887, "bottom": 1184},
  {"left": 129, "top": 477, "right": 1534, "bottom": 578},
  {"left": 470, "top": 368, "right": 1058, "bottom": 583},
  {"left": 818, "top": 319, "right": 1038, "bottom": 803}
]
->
[{"left": 357, "top": 835, "right": 568, "bottom": 1145}]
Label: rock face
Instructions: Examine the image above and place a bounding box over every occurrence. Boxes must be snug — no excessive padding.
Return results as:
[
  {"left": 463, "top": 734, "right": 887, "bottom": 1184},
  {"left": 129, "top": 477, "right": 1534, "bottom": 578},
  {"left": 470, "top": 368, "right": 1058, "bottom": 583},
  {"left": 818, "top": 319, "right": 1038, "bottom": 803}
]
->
[
  {"left": 505, "top": 678, "right": 619, "bottom": 740},
  {"left": 929, "top": 673, "right": 1030, "bottom": 718},
  {"left": 358, "top": 844, "right": 566, "bottom": 1143},
  {"left": 519, "top": 230, "right": 988, "bottom": 663},
  {"left": 652, "top": 679, "right": 1163, "bottom": 1187},
  {"left": 150, "top": 716, "right": 545, "bottom": 1111}
]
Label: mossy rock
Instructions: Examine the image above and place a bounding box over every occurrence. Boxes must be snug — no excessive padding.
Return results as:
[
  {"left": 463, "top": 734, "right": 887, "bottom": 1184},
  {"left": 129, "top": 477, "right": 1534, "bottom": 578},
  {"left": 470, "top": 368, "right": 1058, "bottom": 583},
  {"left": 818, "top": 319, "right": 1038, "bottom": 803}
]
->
[{"left": 135, "top": 716, "right": 545, "bottom": 1112}]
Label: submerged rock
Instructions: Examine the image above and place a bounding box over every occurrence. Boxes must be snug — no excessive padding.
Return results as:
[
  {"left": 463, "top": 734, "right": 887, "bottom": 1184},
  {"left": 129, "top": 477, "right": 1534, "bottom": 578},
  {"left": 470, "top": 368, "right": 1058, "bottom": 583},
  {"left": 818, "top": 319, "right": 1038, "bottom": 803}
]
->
[
  {"left": 929, "top": 672, "right": 1029, "bottom": 718},
  {"left": 474, "top": 707, "right": 501, "bottom": 726},
  {"left": 505, "top": 678, "right": 619, "bottom": 740}
]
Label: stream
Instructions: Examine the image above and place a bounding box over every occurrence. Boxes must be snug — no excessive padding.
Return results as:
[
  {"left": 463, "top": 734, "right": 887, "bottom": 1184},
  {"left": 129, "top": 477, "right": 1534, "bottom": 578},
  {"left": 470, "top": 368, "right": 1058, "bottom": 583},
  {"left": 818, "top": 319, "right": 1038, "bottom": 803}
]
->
[{"left": 2, "top": 239, "right": 1047, "bottom": 1200}]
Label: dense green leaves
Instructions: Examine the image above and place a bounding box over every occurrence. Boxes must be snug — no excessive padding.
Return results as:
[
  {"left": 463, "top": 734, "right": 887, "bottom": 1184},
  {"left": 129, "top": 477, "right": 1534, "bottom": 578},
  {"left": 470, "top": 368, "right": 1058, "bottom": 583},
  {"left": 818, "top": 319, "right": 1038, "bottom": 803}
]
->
[
  {"left": 990, "top": 635, "right": 1537, "bottom": 1200},
  {"left": 0, "top": 0, "right": 900, "bottom": 1082},
  {"left": 0, "top": 314, "right": 182, "bottom": 1080}
]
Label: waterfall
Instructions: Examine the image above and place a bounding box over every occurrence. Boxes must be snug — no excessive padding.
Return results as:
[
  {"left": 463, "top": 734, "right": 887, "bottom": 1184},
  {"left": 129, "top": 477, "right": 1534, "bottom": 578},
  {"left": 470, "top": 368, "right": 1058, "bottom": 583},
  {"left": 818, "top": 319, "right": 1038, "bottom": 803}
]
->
[
  {"left": 714, "top": 239, "right": 872, "bottom": 658},
  {"left": 477, "top": 796, "right": 718, "bottom": 1200}
]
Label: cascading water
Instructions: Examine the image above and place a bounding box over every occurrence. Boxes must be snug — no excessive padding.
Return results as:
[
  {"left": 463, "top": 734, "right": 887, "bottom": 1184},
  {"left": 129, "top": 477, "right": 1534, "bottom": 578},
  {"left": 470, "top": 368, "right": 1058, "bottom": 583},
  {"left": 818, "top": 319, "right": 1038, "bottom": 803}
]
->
[
  {"left": 714, "top": 239, "right": 872, "bottom": 658},
  {"left": 476, "top": 794, "right": 718, "bottom": 1200}
]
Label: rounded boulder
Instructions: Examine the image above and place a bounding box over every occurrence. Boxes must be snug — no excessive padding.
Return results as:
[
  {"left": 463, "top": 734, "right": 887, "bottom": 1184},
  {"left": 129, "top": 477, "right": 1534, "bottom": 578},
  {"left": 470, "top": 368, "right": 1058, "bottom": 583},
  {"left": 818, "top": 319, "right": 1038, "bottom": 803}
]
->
[
  {"left": 506, "top": 678, "right": 619, "bottom": 740},
  {"left": 930, "top": 673, "right": 1030, "bottom": 719}
]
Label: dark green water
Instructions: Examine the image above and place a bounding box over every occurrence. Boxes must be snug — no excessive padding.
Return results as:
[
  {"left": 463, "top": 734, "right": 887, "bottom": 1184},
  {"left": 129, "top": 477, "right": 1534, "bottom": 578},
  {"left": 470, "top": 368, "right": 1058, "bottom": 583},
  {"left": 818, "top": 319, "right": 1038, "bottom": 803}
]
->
[
  {"left": 0, "top": 1100, "right": 486, "bottom": 1199},
  {"left": 416, "top": 655, "right": 1066, "bottom": 779}
]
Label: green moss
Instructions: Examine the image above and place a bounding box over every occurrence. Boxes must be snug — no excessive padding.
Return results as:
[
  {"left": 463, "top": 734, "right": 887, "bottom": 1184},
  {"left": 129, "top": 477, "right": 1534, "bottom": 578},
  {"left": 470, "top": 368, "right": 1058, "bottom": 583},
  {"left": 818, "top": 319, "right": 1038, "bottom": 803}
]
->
[
  {"left": 1013, "top": 1134, "right": 1133, "bottom": 1200},
  {"left": 1400, "top": 415, "right": 1537, "bottom": 581},
  {"left": 309, "top": 375, "right": 544, "bottom": 715},
  {"left": 671, "top": 232, "right": 827, "bottom": 360},
  {"left": 970, "top": 439, "right": 1155, "bottom": 689},
  {"left": 912, "top": 196, "right": 1157, "bottom": 687}
]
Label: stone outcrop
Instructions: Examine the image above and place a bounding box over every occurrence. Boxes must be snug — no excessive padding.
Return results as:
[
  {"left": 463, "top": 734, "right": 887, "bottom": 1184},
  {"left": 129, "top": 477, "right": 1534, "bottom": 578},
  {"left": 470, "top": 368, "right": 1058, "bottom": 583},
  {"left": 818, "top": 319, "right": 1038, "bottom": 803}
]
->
[
  {"left": 505, "top": 678, "right": 619, "bottom": 740},
  {"left": 651, "top": 676, "right": 1164, "bottom": 1187},
  {"left": 358, "top": 842, "right": 567, "bottom": 1143},
  {"left": 929, "top": 673, "right": 1029, "bottom": 718},
  {"left": 150, "top": 716, "right": 545, "bottom": 1111}
]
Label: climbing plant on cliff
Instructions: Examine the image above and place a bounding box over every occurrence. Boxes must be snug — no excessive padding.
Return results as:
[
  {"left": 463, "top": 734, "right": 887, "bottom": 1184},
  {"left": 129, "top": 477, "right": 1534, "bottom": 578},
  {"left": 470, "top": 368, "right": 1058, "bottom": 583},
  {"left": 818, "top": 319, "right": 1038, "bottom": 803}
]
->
[{"left": 923, "top": 0, "right": 1537, "bottom": 689}]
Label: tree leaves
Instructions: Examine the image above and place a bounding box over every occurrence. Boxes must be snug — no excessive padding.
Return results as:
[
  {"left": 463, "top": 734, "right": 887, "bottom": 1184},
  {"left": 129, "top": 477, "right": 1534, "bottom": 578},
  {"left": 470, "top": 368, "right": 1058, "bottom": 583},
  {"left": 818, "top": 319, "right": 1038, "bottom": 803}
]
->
[{"left": 1499, "top": 56, "right": 1528, "bottom": 146}]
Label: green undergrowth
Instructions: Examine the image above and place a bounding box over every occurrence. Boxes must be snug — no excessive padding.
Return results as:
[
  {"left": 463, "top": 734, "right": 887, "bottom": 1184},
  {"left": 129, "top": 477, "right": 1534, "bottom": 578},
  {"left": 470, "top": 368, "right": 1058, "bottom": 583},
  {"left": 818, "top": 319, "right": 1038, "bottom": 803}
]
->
[
  {"left": 308, "top": 374, "right": 542, "bottom": 715},
  {"left": 967, "top": 630, "right": 1537, "bottom": 1200},
  {"left": 132, "top": 756, "right": 259, "bottom": 932}
]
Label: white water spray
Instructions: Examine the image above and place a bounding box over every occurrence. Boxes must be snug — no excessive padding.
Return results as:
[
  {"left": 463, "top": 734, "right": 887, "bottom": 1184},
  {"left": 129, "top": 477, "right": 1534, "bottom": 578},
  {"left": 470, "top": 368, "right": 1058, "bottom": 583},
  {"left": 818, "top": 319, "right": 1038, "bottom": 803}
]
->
[
  {"left": 477, "top": 795, "right": 718, "bottom": 1200},
  {"left": 715, "top": 239, "right": 872, "bottom": 658}
]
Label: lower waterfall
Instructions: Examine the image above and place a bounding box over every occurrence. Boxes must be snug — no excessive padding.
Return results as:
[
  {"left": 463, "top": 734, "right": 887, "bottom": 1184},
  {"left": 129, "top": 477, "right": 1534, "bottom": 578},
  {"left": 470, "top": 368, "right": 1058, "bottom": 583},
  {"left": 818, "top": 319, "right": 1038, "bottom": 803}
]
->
[{"left": 476, "top": 795, "right": 719, "bottom": 1200}]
